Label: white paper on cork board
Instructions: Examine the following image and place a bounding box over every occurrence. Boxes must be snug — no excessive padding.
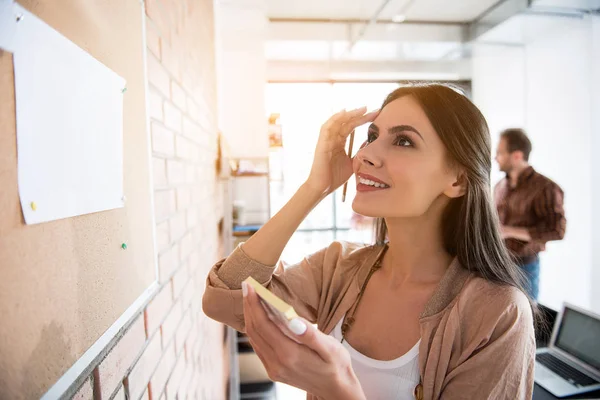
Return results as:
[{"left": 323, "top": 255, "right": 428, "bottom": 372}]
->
[{"left": 7, "top": 3, "right": 126, "bottom": 224}]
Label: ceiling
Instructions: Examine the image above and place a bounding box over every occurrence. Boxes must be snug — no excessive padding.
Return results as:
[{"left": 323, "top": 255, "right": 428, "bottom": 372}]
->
[
  {"left": 261, "top": 0, "right": 501, "bottom": 80},
  {"left": 532, "top": 0, "right": 600, "bottom": 10},
  {"left": 258, "top": 0, "right": 600, "bottom": 81},
  {"left": 265, "top": 0, "right": 501, "bottom": 22}
]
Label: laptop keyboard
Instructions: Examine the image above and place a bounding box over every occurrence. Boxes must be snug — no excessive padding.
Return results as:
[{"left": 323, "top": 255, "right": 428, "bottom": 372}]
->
[{"left": 537, "top": 353, "right": 599, "bottom": 387}]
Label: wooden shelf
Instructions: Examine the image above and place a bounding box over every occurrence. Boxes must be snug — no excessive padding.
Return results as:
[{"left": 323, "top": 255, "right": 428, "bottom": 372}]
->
[
  {"left": 222, "top": 157, "right": 271, "bottom": 400},
  {"left": 232, "top": 171, "right": 269, "bottom": 177}
]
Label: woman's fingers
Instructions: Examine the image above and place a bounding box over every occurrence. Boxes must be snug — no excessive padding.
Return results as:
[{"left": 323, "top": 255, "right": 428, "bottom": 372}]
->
[
  {"left": 321, "top": 107, "right": 368, "bottom": 137},
  {"left": 243, "top": 286, "right": 278, "bottom": 357},
  {"left": 320, "top": 109, "right": 348, "bottom": 134},
  {"left": 246, "top": 334, "right": 282, "bottom": 382},
  {"left": 339, "top": 109, "right": 379, "bottom": 139},
  {"left": 285, "top": 317, "right": 344, "bottom": 364},
  {"left": 243, "top": 284, "right": 299, "bottom": 357},
  {"left": 318, "top": 107, "right": 379, "bottom": 151},
  {"left": 243, "top": 284, "right": 313, "bottom": 383},
  {"left": 353, "top": 109, "right": 379, "bottom": 127}
]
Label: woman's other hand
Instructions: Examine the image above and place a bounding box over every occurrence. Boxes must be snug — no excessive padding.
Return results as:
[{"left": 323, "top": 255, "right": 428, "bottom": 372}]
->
[
  {"left": 242, "top": 282, "right": 365, "bottom": 400},
  {"left": 305, "top": 107, "right": 379, "bottom": 197}
]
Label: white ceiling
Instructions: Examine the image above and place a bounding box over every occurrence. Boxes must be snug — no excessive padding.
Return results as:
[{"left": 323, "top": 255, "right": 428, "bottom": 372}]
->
[
  {"left": 218, "top": 0, "right": 600, "bottom": 81},
  {"left": 532, "top": 0, "right": 600, "bottom": 9},
  {"left": 265, "top": 0, "right": 502, "bottom": 22},
  {"left": 265, "top": 40, "right": 462, "bottom": 61}
]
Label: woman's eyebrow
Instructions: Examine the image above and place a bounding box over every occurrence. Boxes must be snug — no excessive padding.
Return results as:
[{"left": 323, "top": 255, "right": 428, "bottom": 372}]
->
[
  {"left": 368, "top": 123, "right": 424, "bottom": 142},
  {"left": 389, "top": 125, "right": 424, "bottom": 141}
]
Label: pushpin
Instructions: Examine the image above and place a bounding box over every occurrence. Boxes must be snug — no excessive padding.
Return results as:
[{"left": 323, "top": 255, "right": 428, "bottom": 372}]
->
[
  {"left": 121, "top": 243, "right": 127, "bottom": 250},
  {"left": 16, "top": 14, "right": 23, "bottom": 23},
  {"left": 30, "top": 201, "right": 37, "bottom": 211},
  {"left": 121, "top": 87, "right": 127, "bottom": 94}
]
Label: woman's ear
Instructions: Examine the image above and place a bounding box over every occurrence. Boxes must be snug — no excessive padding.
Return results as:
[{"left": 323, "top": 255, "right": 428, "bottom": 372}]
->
[{"left": 444, "top": 172, "right": 467, "bottom": 199}]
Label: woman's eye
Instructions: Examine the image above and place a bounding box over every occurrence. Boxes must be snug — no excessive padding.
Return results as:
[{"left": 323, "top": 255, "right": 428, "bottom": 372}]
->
[
  {"left": 394, "top": 135, "right": 413, "bottom": 147},
  {"left": 367, "top": 132, "right": 377, "bottom": 143}
]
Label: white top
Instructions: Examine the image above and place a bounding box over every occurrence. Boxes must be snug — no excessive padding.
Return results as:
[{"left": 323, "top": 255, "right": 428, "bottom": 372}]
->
[{"left": 329, "top": 317, "right": 421, "bottom": 400}]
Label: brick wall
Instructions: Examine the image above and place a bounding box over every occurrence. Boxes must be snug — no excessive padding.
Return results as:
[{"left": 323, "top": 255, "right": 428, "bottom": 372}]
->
[{"left": 71, "top": 0, "right": 227, "bottom": 399}]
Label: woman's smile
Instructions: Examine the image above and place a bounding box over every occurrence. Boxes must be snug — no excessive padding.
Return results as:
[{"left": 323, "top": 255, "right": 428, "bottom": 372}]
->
[{"left": 356, "top": 173, "right": 391, "bottom": 192}]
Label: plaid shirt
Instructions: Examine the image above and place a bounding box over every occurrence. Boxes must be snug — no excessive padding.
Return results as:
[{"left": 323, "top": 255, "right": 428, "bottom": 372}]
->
[{"left": 494, "top": 166, "right": 566, "bottom": 261}]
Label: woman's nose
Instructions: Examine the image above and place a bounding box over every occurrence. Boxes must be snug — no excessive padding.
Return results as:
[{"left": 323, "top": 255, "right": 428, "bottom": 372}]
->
[
  {"left": 357, "top": 147, "right": 382, "bottom": 167},
  {"left": 361, "top": 157, "right": 375, "bottom": 166}
]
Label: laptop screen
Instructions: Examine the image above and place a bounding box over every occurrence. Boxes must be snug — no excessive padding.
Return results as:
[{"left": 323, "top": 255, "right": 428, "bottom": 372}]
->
[{"left": 555, "top": 307, "right": 600, "bottom": 371}]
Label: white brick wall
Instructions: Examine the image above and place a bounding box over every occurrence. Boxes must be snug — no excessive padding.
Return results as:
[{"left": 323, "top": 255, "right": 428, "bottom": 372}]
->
[{"left": 70, "top": 0, "right": 227, "bottom": 398}]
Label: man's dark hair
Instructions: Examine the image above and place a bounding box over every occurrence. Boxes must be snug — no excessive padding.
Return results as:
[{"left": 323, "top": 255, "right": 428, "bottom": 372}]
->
[{"left": 500, "top": 128, "right": 532, "bottom": 161}]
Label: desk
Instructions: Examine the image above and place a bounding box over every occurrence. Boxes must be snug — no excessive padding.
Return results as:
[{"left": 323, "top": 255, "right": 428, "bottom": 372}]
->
[{"left": 534, "top": 383, "right": 600, "bottom": 399}]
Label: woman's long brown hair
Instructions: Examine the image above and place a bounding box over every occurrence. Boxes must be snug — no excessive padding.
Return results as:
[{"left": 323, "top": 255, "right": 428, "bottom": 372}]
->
[{"left": 374, "top": 83, "right": 543, "bottom": 326}]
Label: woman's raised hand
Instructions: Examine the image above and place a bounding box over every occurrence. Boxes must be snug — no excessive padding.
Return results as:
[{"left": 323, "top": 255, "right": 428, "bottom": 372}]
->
[{"left": 305, "top": 107, "right": 379, "bottom": 197}]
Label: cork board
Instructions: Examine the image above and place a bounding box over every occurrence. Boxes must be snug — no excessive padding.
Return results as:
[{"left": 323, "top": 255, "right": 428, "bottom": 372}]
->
[{"left": 0, "top": 1, "right": 157, "bottom": 398}]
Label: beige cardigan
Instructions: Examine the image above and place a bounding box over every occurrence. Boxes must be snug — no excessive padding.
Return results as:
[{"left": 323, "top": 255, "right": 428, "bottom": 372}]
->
[{"left": 203, "top": 241, "right": 535, "bottom": 400}]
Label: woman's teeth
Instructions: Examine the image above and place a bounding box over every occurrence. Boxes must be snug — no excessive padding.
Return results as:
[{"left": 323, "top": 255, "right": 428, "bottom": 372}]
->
[{"left": 358, "top": 177, "right": 389, "bottom": 188}]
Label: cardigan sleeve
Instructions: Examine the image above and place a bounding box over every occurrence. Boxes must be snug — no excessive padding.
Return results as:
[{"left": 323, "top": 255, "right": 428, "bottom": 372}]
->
[{"left": 202, "top": 242, "right": 328, "bottom": 332}]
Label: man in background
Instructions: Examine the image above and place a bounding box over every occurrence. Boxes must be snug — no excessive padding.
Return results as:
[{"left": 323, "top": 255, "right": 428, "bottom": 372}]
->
[{"left": 494, "top": 128, "right": 566, "bottom": 300}]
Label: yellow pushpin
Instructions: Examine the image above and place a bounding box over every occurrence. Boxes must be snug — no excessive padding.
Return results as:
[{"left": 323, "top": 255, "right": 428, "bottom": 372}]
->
[{"left": 30, "top": 201, "right": 37, "bottom": 211}]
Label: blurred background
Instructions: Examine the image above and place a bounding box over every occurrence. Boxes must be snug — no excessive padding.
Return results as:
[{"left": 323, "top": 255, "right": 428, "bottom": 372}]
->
[
  {"left": 217, "top": 1, "right": 600, "bottom": 398},
  {"left": 220, "top": 0, "right": 600, "bottom": 313}
]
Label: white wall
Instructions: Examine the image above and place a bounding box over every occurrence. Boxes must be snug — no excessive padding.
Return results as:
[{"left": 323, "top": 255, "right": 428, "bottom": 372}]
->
[
  {"left": 215, "top": 1, "right": 269, "bottom": 159},
  {"left": 591, "top": 15, "right": 600, "bottom": 313},
  {"left": 473, "top": 15, "right": 599, "bottom": 312},
  {"left": 472, "top": 44, "right": 526, "bottom": 187},
  {"left": 524, "top": 18, "right": 593, "bottom": 311}
]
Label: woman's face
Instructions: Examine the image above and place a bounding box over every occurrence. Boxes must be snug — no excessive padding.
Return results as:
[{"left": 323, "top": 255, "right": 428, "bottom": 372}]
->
[{"left": 352, "top": 95, "right": 460, "bottom": 218}]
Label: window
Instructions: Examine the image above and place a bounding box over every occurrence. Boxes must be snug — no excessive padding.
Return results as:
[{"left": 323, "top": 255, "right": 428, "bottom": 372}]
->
[{"left": 266, "top": 83, "right": 399, "bottom": 263}]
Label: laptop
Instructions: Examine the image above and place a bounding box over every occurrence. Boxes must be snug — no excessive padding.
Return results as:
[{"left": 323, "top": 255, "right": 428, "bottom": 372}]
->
[{"left": 535, "top": 303, "right": 600, "bottom": 397}]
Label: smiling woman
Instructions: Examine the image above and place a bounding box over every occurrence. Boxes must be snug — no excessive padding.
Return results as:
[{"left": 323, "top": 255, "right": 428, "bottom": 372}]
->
[
  {"left": 203, "top": 83, "right": 537, "bottom": 400},
  {"left": 356, "top": 173, "right": 390, "bottom": 190}
]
